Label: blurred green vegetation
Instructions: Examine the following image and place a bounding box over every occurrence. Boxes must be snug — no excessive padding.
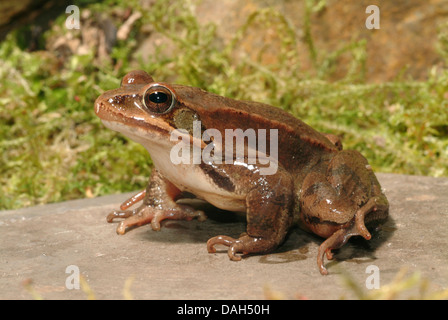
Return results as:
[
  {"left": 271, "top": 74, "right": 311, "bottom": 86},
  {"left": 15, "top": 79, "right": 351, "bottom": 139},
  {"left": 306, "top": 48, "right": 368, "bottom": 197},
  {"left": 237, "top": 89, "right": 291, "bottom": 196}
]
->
[{"left": 1, "top": 0, "right": 448, "bottom": 210}]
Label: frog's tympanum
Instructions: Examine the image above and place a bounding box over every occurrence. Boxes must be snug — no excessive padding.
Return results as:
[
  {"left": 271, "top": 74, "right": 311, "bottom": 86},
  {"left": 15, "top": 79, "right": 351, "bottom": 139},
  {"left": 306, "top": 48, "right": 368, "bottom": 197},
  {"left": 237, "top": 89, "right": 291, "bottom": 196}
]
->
[{"left": 94, "top": 70, "right": 389, "bottom": 275}]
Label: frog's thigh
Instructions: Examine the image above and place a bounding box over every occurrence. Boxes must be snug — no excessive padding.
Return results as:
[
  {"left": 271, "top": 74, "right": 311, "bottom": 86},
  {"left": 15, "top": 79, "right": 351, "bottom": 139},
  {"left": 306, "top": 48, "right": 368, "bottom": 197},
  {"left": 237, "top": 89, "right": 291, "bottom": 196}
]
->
[
  {"left": 245, "top": 170, "right": 294, "bottom": 247},
  {"left": 300, "top": 170, "right": 352, "bottom": 227},
  {"left": 207, "top": 169, "right": 294, "bottom": 259},
  {"left": 300, "top": 151, "right": 387, "bottom": 275}
]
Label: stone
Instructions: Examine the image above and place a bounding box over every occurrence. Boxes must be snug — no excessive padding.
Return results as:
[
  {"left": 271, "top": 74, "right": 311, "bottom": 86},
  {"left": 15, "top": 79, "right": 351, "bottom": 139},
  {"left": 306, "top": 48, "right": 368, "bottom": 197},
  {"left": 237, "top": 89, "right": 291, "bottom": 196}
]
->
[{"left": 0, "top": 173, "right": 447, "bottom": 299}]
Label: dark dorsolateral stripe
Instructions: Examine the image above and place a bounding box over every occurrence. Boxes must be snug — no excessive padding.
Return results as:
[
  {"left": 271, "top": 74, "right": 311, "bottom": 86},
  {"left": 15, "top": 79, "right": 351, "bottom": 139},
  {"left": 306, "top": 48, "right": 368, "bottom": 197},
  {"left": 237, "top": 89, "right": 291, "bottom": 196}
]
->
[{"left": 199, "top": 162, "right": 235, "bottom": 192}]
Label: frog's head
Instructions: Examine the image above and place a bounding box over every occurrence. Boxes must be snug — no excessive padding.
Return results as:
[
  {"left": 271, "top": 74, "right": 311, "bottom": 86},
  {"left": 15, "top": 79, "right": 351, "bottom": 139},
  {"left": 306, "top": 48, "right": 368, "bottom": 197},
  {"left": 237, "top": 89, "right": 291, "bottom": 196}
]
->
[{"left": 94, "top": 70, "right": 205, "bottom": 151}]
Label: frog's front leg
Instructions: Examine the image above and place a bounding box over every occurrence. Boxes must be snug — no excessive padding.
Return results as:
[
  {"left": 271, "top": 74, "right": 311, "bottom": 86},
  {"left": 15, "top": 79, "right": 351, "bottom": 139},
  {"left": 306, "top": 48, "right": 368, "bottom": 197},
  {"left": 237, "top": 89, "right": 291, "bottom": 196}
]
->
[
  {"left": 207, "top": 169, "right": 294, "bottom": 260},
  {"left": 107, "top": 169, "right": 206, "bottom": 234}
]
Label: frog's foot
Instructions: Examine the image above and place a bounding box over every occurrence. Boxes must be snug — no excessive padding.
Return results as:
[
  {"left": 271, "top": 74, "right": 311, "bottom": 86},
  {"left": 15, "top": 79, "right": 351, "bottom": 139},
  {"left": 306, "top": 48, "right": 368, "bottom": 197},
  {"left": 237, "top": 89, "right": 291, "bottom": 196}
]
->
[
  {"left": 317, "top": 229, "right": 353, "bottom": 275},
  {"left": 317, "top": 197, "right": 383, "bottom": 275},
  {"left": 107, "top": 204, "right": 206, "bottom": 235},
  {"left": 206, "top": 234, "right": 276, "bottom": 261}
]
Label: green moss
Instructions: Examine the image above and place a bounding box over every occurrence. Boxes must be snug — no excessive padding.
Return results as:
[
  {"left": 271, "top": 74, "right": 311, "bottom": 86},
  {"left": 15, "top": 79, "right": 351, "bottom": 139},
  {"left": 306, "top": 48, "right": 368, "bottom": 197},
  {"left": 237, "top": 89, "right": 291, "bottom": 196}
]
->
[{"left": 1, "top": 0, "right": 447, "bottom": 210}]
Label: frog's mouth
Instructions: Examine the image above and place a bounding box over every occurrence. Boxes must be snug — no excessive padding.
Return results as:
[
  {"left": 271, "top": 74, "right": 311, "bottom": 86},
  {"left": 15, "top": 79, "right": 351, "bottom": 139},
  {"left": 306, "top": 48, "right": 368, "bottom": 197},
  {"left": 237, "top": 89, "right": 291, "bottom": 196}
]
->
[
  {"left": 100, "top": 119, "right": 172, "bottom": 149},
  {"left": 100, "top": 117, "right": 206, "bottom": 155}
]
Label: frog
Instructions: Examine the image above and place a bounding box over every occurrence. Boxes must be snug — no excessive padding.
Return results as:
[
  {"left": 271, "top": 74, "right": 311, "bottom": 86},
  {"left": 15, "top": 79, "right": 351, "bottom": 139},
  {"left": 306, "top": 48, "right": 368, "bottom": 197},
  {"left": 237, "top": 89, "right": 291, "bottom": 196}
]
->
[{"left": 94, "top": 70, "right": 389, "bottom": 275}]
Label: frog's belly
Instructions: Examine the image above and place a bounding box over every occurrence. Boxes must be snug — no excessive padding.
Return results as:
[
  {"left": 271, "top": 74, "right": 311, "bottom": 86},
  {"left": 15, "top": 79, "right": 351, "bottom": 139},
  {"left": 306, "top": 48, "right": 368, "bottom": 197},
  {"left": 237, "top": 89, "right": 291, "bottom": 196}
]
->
[
  {"left": 165, "top": 165, "right": 247, "bottom": 212},
  {"left": 151, "top": 150, "right": 247, "bottom": 213},
  {"left": 188, "top": 190, "right": 246, "bottom": 213}
]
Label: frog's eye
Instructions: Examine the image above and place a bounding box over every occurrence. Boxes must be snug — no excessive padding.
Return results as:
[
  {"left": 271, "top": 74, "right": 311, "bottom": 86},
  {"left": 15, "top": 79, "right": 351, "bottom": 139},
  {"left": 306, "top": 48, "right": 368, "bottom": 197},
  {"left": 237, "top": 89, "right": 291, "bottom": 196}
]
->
[{"left": 142, "top": 84, "right": 176, "bottom": 114}]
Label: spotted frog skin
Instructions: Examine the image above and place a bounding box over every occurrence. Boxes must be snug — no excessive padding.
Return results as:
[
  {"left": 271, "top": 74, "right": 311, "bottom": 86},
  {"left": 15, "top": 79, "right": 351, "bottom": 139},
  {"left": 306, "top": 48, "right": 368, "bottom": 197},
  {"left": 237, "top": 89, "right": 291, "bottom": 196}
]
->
[{"left": 94, "top": 70, "right": 389, "bottom": 275}]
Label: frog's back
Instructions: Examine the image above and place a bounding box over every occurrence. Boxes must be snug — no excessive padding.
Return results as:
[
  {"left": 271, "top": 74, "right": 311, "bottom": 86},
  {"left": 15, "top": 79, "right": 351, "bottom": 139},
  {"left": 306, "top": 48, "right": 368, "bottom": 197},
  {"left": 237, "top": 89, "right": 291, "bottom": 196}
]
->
[{"left": 176, "top": 85, "right": 339, "bottom": 172}]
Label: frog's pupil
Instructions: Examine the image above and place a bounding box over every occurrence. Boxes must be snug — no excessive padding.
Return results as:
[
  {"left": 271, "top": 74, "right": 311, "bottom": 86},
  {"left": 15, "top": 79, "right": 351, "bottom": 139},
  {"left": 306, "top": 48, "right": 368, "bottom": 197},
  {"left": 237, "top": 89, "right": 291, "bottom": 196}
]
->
[{"left": 149, "top": 92, "right": 168, "bottom": 104}]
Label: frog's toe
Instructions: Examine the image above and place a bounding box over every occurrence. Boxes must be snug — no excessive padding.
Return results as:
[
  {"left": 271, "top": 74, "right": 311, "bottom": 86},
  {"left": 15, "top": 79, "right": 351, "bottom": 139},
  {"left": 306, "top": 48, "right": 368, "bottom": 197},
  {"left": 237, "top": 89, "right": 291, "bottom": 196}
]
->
[
  {"left": 115, "top": 207, "right": 154, "bottom": 234},
  {"left": 106, "top": 209, "right": 136, "bottom": 223},
  {"left": 149, "top": 205, "right": 206, "bottom": 230},
  {"left": 207, "top": 235, "right": 243, "bottom": 261},
  {"left": 207, "top": 234, "right": 279, "bottom": 262},
  {"left": 317, "top": 228, "right": 349, "bottom": 275},
  {"left": 108, "top": 203, "right": 206, "bottom": 234}
]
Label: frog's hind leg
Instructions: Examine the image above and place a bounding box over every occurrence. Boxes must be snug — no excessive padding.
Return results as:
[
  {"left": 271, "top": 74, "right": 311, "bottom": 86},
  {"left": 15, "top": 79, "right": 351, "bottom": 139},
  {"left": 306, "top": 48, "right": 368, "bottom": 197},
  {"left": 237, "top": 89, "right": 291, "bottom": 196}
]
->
[
  {"left": 300, "top": 150, "right": 389, "bottom": 275},
  {"left": 207, "top": 169, "right": 294, "bottom": 260},
  {"left": 317, "top": 196, "right": 388, "bottom": 275}
]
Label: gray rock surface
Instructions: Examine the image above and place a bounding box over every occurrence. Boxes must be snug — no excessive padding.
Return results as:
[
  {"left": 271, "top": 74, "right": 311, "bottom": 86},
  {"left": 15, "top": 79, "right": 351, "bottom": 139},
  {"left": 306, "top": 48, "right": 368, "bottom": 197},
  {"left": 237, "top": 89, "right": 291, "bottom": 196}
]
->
[{"left": 0, "top": 173, "right": 447, "bottom": 299}]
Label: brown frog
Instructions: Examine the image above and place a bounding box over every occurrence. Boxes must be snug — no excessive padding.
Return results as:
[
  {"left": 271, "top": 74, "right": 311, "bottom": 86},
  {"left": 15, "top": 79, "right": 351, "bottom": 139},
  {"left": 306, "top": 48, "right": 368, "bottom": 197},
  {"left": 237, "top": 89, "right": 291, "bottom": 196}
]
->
[{"left": 94, "top": 70, "right": 389, "bottom": 275}]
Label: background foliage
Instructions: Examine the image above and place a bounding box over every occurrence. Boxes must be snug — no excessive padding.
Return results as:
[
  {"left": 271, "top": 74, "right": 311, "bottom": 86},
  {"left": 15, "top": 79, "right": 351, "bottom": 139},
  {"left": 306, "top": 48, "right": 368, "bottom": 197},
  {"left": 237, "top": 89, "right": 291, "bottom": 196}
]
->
[{"left": 1, "top": 0, "right": 447, "bottom": 209}]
